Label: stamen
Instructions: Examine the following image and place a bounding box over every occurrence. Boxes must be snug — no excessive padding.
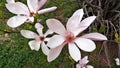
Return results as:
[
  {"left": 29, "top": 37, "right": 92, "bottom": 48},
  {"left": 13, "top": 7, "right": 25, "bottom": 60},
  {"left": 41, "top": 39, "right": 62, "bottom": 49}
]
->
[
  {"left": 40, "top": 36, "right": 45, "bottom": 41},
  {"left": 29, "top": 12, "right": 34, "bottom": 17},
  {"left": 65, "top": 31, "right": 75, "bottom": 43}
]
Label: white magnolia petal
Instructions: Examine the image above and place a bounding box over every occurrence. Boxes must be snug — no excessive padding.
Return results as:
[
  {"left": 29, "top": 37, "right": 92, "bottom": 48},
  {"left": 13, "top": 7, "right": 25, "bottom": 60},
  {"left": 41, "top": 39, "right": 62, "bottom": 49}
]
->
[
  {"left": 37, "top": 0, "right": 47, "bottom": 10},
  {"left": 44, "top": 38, "right": 51, "bottom": 42},
  {"left": 27, "top": 0, "right": 38, "bottom": 13},
  {"left": 78, "top": 16, "right": 96, "bottom": 33},
  {"left": 115, "top": 58, "right": 120, "bottom": 66},
  {"left": 28, "top": 40, "right": 41, "bottom": 51},
  {"left": 6, "top": 2, "right": 29, "bottom": 15},
  {"left": 47, "top": 35, "right": 65, "bottom": 48},
  {"left": 47, "top": 44, "right": 64, "bottom": 62},
  {"left": 35, "top": 23, "right": 43, "bottom": 29},
  {"left": 44, "top": 30, "right": 53, "bottom": 37},
  {"left": 81, "top": 33, "right": 107, "bottom": 40},
  {"left": 7, "top": 16, "right": 27, "bottom": 28},
  {"left": 68, "top": 43, "right": 81, "bottom": 62},
  {"left": 75, "top": 38, "right": 96, "bottom": 52},
  {"left": 66, "top": 15, "right": 82, "bottom": 36},
  {"left": 20, "top": 30, "right": 38, "bottom": 39},
  {"left": 41, "top": 42, "right": 49, "bottom": 55},
  {"left": 80, "top": 56, "right": 89, "bottom": 64},
  {"left": 86, "top": 65, "right": 94, "bottom": 68},
  {"left": 46, "top": 19, "right": 66, "bottom": 36},
  {"left": 76, "top": 64, "right": 82, "bottom": 68},
  {"left": 72, "top": 9, "right": 84, "bottom": 17},
  {"left": 35, "top": 23, "right": 43, "bottom": 35},
  {"left": 6, "top": 0, "right": 15, "bottom": 3},
  {"left": 38, "top": 7, "right": 57, "bottom": 14},
  {"left": 66, "top": 9, "right": 84, "bottom": 32}
]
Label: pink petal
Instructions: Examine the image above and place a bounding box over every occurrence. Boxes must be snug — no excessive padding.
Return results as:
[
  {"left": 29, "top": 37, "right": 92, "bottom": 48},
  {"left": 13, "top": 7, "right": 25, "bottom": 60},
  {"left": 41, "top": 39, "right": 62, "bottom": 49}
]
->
[
  {"left": 38, "top": 7, "right": 57, "bottom": 14},
  {"left": 35, "top": 23, "right": 43, "bottom": 35},
  {"left": 27, "top": 0, "right": 38, "bottom": 13},
  {"left": 46, "top": 19, "right": 66, "bottom": 36},
  {"left": 66, "top": 9, "right": 84, "bottom": 31},
  {"left": 66, "top": 15, "right": 83, "bottom": 36},
  {"left": 37, "top": 0, "right": 47, "bottom": 10},
  {"left": 68, "top": 43, "right": 81, "bottom": 62},
  {"left": 20, "top": 30, "right": 38, "bottom": 39},
  {"left": 7, "top": 16, "right": 27, "bottom": 28},
  {"left": 81, "top": 33, "right": 107, "bottom": 40},
  {"left": 75, "top": 38, "right": 96, "bottom": 52},
  {"left": 86, "top": 65, "right": 94, "bottom": 68},
  {"left": 28, "top": 40, "right": 41, "bottom": 51},
  {"left": 78, "top": 16, "right": 96, "bottom": 34},
  {"left": 47, "top": 44, "right": 64, "bottom": 62},
  {"left": 47, "top": 35, "right": 65, "bottom": 48},
  {"left": 80, "top": 56, "right": 89, "bottom": 64},
  {"left": 72, "top": 9, "right": 84, "bottom": 16},
  {"left": 35, "top": 23, "right": 43, "bottom": 29},
  {"left": 6, "top": 2, "right": 29, "bottom": 15},
  {"left": 66, "top": 9, "right": 84, "bottom": 36},
  {"left": 76, "top": 64, "right": 82, "bottom": 68},
  {"left": 6, "top": 0, "right": 15, "bottom": 3},
  {"left": 41, "top": 42, "right": 49, "bottom": 55}
]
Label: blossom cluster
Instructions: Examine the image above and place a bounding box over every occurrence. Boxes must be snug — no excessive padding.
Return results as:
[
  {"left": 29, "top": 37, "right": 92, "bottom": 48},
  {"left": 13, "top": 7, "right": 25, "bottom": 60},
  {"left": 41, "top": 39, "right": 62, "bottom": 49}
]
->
[{"left": 5, "top": 0, "right": 108, "bottom": 67}]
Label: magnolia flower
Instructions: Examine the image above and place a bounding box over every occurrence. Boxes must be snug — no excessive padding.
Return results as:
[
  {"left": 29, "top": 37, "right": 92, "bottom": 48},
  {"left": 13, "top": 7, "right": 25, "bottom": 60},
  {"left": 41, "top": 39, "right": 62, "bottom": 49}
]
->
[
  {"left": 46, "top": 9, "right": 107, "bottom": 62},
  {"left": 115, "top": 58, "right": 120, "bottom": 66},
  {"left": 76, "top": 56, "right": 93, "bottom": 68},
  {"left": 20, "top": 23, "right": 53, "bottom": 55},
  {"left": 6, "top": 0, "right": 57, "bottom": 28}
]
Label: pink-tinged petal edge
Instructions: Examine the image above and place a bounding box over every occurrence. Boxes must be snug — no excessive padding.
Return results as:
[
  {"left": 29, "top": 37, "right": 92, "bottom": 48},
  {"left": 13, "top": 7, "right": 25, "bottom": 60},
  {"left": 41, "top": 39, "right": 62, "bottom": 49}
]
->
[
  {"left": 47, "top": 43, "right": 65, "bottom": 62},
  {"left": 20, "top": 30, "right": 38, "bottom": 39},
  {"left": 47, "top": 35, "right": 65, "bottom": 48},
  {"left": 27, "top": 0, "right": 38, "bottom": 13},
  {"left": 28, "top": 40, "right": 41, "bottom": 51},
  {"left": 80, "top": 56, "right": 89, "bottom": 65},
  {"left": 41, "top": 42, "right": 49, "bottom": 55},
  {"left": 46, "top": 19, "right": 66, "bottom": 36},
  {"left": 75, "top": 38, "right": 96, "bottom": 52},
  {"left": 5, "top": 2, "right": 29, "bottom": 15},
  {"left": 6, "top": 0, "right": 15, "bottom": 3},
  {"left": 38, "top": 7, "right": 57, "bottom": 14},
  {"left": 66, "top": 9, "right": 84, "bottom": 32},
  {"left": 35, "top": 23, "right": 43, "bottom": 35},
  {"left": 37, "top": 0, "right": 47, "bottom": 10},
  {"left": 7, "top": 16, "right": 27, "bottom": 28},
  {"left": 78, "top": 16, "right": 96, "bottom": 34},
  {"left": 68, "top": 43, "right": 81, "bottom": 62},
  {"left": 81, "top": 33, "right": 107, "bottom": 40}
]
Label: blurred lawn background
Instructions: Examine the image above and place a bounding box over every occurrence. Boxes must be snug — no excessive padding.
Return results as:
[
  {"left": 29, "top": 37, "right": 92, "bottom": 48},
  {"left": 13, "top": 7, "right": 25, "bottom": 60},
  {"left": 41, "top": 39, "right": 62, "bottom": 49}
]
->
[{"left": 0, "top": 0, "right": 120, "bottom": 68}]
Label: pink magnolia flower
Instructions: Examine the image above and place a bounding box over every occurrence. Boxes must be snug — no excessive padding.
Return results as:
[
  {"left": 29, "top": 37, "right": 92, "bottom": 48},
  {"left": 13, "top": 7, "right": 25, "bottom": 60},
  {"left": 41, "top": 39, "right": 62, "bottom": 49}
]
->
[
  {"left": 76, "top": 56, "right": 93, "bottom": 68},
  {"left": 115, "top": 58, "right": 120, "bottom": 66},
  {"left": 46, "top": 9, "right": 107, "bottom": 62},
  {"left": 20, "top": 23, "right": 53, "bottom": 55},
  {"left": 6, "top": 0, "right": 57, "bottom": 28}
]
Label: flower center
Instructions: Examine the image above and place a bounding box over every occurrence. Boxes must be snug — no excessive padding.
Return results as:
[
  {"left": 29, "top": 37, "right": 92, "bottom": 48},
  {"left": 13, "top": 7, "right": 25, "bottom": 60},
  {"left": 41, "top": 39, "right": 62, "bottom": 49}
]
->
[
  {"left": 39, "top": 36, "right": 45, "bottom": 41},
  {"left": 29, "top": 12, "right": 35, "bottom": 17},
  {"left": 65, "top": 31, "right": 75, "bottom": 43}
]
